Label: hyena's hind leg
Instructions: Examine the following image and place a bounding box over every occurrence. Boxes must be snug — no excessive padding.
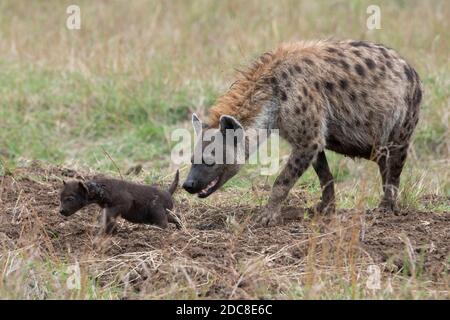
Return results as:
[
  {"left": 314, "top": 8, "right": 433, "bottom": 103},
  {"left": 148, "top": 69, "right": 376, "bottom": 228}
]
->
[
  {"left": 257, "top": 146, "right": 318, "bottom": 226},
  {"left": 312, "top": 151, "right": 335, "bottom": 214},
  {"left": 379, "top": 68, "right": 422, "bottom": 212},
  {"left": 378, "top": 142, "right": 410, "bottom": 212},
  {"left": 378, "top": 119, "right": 417, "bottom": 212}
]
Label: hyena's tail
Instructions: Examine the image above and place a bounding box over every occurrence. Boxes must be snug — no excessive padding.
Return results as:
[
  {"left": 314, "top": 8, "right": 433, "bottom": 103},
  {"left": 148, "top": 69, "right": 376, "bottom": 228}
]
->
[{"left": 168, "top": 170, "right": 179, "bottom": 195}]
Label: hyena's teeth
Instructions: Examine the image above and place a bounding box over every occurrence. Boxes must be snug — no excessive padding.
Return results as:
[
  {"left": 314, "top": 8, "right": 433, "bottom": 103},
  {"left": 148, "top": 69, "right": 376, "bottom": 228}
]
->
[{"left": 201, "top": 177, "right": 219, "bottom": 194}]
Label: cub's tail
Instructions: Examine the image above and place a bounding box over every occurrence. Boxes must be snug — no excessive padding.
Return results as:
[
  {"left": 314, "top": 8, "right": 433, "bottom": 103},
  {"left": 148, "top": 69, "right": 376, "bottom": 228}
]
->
[{"left": 168, "top": 170, "right": 179, "bottom": 195}]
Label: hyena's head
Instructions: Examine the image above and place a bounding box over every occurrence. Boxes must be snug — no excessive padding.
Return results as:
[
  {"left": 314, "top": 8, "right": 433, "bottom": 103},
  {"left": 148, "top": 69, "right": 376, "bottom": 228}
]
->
[
  {"left": 59, "top": 180, "right": 89, "bottom": 216},
  {"left": 183, "top": 113, "right": 245, "bottom": 198}
]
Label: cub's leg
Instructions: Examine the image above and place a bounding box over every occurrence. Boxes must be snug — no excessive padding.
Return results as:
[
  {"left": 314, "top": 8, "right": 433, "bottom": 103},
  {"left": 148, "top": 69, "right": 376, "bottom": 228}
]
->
[
  {"left": 101, "top": 205, "right": 127, "bottom": 235},
  {"left": 167, "top": 211, "right": 182, "bottom": 229}
]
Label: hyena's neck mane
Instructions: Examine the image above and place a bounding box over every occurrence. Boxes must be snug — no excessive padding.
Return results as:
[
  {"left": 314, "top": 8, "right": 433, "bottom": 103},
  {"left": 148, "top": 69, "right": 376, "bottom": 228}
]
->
[
  {"left": 206, "top": 49, "right": 282, "bottom": 129},
  {"left": 206, "top": 41, "right": 328, "bottom": 129}
]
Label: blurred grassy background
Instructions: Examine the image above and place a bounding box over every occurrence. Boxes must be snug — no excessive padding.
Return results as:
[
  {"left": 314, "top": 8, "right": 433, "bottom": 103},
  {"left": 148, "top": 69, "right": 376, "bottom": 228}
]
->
[
  {"left": 0, "top": 0, "right": 449, "bottom": 300},
  {"left": 0, "top": 0, "right": 448, "bottom": 209}
]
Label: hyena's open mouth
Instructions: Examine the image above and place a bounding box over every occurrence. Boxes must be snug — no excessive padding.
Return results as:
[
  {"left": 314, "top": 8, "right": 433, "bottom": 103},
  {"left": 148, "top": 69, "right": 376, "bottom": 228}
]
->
[{"left": 198, "top": 176, "right": 221, "bottom": 198}]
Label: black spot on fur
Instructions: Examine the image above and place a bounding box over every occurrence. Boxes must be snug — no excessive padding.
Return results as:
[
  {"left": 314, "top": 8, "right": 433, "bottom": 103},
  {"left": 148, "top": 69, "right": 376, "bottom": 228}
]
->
[
  {"left": 413, "top": 87, "right": 422, "bottom": 106},
  {"left": 325, "top": 57, "right": 337, "bottom": 64},
  {"left": 386, "top": 60, "right": 392, "bottom": 68},
  {"left": 272, "top": 85, "right": 279, "bottom": 96},
  {"left": 302, "top": 104, "right": 307, "bottom": 112},
  {"left": 325, "top": 81, "right": 334, "bottom": 92},
  {"left": 303, "top": 58, "right": 314, "bottom": 66},
  {"left": 285, "top": 81, "right": 291, "bottom": 88},
  {"left": 412, "top": 68, "right": 420, "bottom": 82},
  {"left": 364, "top": 58, "right": 376, "bottom": 70},
  {"left": 295, "top": 106, "right": 301, "bottom": 114},
  {"left": 279, "top": 89, "right": 287, "bottom": 101},
  {"left": 282, "top": 178, "right": 290, "bottom": 185},
  {"left": 350, "top": 41, "right": 371, "bottom": 48},
  {"left": 282, "top": 71, "right": 288, "bottom": 79},
  {"left": 314, "top": 81, "right": 320, "bottom": 90},
  {"left": 302, "top": 87, "right": 308, "bottom": 96},
  {"left": 311, "top": 143, "right": 318, "bottom": 150},
  {"left": 404, "top": 65, "right": 414, "bottom": 82},
  {"left": 270, "top": 77, "right": 278, "bottom": 85},
  {"left": 339, "top": 79, "right": 348, "bottom": 90},
  {"left": 294, "top": 65, "right": 302, "bottom": 73},
  {"left": 378, "top": 47, "right": 390, "bottom": 59},
  {"left": 326, "top": 47, "right": 337, "bottom": 53},
  {"left": 349, "top": 91, "right": 357, "bottom": 101},
  {"left": 355, "top": 64, "right": 366, "bottom": 77},
  {"left": 352, "top": 49, "right": 362, "bottom": 57},
  {"left": 339, "top": 59, "right": 350, "bottom": 70}
]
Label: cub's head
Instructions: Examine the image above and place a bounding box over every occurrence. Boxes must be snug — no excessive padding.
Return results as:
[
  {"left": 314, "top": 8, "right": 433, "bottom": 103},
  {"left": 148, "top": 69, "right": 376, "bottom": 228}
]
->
[
  {"left": 182, "top": 113, "right": 245, "bottom": 198},
  {"left": 59, "top": 180, "right": 89, "bottom": 216}
]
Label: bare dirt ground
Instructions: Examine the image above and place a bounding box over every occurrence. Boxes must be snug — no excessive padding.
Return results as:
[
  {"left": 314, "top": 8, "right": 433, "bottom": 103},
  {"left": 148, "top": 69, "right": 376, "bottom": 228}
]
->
[{"left": 0, "top": 164, "right": 448, "bottom": 299}]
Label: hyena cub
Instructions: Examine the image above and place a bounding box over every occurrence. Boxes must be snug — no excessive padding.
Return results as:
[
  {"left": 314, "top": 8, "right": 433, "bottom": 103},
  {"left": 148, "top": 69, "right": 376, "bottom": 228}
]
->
[
  {"left": 183, "top": 40, "right": 422, "bottom": 226},
  {"left": 59, "top": 171, "right": 181, "bottom": 234}
]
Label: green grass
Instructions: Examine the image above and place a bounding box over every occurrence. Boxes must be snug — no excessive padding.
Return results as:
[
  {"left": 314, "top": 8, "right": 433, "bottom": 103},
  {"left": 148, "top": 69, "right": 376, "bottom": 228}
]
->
[{"left": 0, "top": 0, "right": 449, "bottom": 299}]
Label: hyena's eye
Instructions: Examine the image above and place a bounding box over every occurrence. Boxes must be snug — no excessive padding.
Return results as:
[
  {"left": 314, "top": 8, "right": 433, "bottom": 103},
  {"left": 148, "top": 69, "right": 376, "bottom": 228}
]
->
[{"left": 65, "top": 196, "right": 75, "bottom": 202}]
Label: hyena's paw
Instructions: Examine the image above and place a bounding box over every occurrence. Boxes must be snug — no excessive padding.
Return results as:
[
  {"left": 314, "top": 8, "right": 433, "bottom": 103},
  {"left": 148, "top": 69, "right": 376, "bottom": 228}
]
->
[
  {"left": 313, "top": 201, "right": 336, "bottom": 215},
  {"left": 377, "top": 200, "right": 397, "bottom": 213},
  {"left": 256, "top": 207, "right": 283, "bottom": 227}
]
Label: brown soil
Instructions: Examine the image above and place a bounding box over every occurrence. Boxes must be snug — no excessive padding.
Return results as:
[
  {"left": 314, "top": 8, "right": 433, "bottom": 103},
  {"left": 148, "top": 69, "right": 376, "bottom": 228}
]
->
[{"left": 0, "top": 164, "right": 448, "bottom": 298}]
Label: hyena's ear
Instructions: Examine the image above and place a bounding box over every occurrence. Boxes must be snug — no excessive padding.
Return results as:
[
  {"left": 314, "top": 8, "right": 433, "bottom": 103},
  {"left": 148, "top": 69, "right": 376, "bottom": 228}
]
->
[
  {"left": 219, "top": 115, "right": 244, "bottom": 144},
  {"left": 192, "top": 113, "right": 203, "bottom": 136},
  {"left": 219, "top": 115, "right": 243, "bottom": 135},
  {"left": 78, "top": 181, "right": 88, "bottom": 195}
]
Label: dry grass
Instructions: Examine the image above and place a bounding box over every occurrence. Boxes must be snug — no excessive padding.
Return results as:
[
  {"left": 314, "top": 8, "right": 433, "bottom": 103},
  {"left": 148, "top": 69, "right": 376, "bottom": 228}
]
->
[
  {"left": 0, "top": 1, "right": 449, "bottom": 299},
  {"left": 0, "top": 164, "right": 448, "bottom": 299}
]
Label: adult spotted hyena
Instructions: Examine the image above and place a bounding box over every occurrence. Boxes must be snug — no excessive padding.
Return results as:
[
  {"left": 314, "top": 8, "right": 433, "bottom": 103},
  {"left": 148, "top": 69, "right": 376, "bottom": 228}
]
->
[{"left": 183, "top": 40, "right": 422, "bottom": 226}]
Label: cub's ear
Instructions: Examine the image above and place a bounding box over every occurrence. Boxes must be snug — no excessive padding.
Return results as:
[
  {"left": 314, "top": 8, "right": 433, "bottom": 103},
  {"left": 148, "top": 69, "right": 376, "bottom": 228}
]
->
[
  {"left": 192, "top": 113, "right": 203, "bottom": 136},
  {"left": 78, "top": 181, "right": 88, "bottom": 195}
]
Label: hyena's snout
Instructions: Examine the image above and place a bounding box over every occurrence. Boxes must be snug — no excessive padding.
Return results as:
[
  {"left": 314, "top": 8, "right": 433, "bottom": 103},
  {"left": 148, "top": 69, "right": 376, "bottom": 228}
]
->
[{"left": 182, "top": 179, "right": 199, "bottom": 194}]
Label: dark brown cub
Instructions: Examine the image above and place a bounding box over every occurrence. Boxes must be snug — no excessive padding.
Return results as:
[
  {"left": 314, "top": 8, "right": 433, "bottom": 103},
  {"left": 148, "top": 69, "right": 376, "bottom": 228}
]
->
[{"left": 59, "top": 170, "right": 181, "bottom": 234}]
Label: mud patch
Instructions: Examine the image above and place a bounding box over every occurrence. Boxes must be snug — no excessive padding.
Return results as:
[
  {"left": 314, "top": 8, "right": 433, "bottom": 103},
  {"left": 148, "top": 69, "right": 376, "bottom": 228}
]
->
[{"left": 0, "top": 165, "right": 448, "bottom": 298}]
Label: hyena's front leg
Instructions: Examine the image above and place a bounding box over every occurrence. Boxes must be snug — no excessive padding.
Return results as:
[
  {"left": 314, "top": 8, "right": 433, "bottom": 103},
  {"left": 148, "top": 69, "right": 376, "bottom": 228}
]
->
[{"left": 258, "top": 149, "right": 316, "bottom": 226}]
